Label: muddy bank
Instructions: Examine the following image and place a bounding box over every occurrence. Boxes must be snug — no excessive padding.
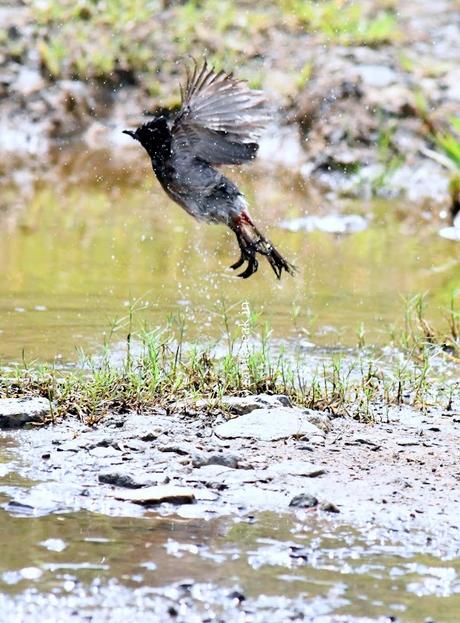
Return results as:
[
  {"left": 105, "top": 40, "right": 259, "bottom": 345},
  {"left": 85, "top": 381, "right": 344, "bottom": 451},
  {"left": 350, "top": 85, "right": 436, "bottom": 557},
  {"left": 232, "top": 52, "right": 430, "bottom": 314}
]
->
[
  {"left": 1, "top": 394, "right": 460, "bottom": 621},
  {"left": 1, "top": 1, "right": 459, "bottom": 208},
  {"left": 3, "top": 394, "right": 460, "bottom": 552}
]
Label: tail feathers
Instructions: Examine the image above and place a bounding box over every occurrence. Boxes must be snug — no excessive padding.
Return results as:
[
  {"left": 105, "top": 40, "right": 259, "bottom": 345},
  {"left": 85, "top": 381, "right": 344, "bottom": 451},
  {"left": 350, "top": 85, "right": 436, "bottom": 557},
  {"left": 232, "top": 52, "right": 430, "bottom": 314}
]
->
[{"left": 232, "top": 218, "right": 296, "bottom": 280}]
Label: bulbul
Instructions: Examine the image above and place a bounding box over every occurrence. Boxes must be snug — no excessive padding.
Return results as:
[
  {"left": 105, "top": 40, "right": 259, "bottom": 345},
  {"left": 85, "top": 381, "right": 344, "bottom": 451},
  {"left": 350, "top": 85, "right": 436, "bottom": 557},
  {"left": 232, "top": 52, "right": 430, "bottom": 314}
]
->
[{"left": 123, "top": 60, "right": 295, "bottom": 279}]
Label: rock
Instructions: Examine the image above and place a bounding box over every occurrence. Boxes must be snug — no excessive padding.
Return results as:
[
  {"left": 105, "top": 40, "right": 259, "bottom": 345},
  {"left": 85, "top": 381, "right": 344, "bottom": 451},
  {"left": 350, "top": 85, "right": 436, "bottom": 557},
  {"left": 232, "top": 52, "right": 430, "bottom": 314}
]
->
[
  {"left": 349, "top": 435, "right": 382, "bottom": 449},
  {"left": 98, "top": 469, "right": 161, "bottom": 489},
  {"left": 266, "top": 460, "right": 326, "bottom": 478},
  {"left": 289, "top": 494, "right": 318, "bottom": 509},
  {"left": 320, "top": 502, "right": 340, "bottom": 513},
  {"left": 195, "top": 394, "right": 291, "bottom": 415},
  {"left": 214, "top": 407, "right": 325, "bottom": 442},
  {"left": 158, "top": 443, "right": 198, "bottom": 456},
  {"left": 0, "top": 397, "right": 50, "bottom": 429},
  {"left": 113, "top": 485, "right": 195, "bottom": 505},
  {"left": 192, "top": 452, "right": 240, "bottom": 469}
]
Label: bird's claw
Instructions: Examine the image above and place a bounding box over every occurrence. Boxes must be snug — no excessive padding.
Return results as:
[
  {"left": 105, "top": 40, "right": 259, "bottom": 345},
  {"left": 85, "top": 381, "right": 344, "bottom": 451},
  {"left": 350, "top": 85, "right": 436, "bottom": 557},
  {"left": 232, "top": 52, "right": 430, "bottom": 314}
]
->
[
  {"left": 237, "top": 256, "right": 258, "bottom": 279},
  {"left": 230, "top": 254, "right": 245, "bottom": 270},
  {"left": 230, "top": 244, "right": 259, "bottom": 278}
]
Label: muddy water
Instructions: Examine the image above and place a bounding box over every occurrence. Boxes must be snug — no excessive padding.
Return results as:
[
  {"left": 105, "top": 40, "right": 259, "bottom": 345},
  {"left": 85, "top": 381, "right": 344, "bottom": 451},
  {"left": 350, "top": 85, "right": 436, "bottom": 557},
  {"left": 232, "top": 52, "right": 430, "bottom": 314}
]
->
[
  {"left": 0, "top": 438, "right": 459, "bottom": 622},
  {"left": 1, "top": 152, "right": 459, "bottom": 363}
]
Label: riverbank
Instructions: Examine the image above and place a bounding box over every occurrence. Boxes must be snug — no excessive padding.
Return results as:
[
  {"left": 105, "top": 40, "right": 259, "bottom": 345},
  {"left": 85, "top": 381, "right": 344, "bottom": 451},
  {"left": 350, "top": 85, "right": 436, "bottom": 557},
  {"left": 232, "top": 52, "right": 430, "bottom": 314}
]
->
[
  {"left": 1, "top": 0, "right": 459, "bottom": 210},
  {"left": 2, "top": 392, "right": 460, "bottom": 552}
]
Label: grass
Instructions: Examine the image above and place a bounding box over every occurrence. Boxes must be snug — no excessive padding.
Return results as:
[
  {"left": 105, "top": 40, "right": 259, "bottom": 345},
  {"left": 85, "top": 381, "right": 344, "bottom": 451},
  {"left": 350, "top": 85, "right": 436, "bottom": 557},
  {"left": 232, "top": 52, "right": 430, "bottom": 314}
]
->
[
  {"left": 25, "top": 0, "right": 399, "bottom": 84},
  {"left": 279, "top": 0, "right": 398, "bottom": 46},
  {"left": 372, "top": 122, "right": 406, "bottom": 193},
  {"left": 1, "top": 296, "right": 459, "bottom": 425},
  {"left": 434, "top": 117, "right": 460, "bottom": 170}
]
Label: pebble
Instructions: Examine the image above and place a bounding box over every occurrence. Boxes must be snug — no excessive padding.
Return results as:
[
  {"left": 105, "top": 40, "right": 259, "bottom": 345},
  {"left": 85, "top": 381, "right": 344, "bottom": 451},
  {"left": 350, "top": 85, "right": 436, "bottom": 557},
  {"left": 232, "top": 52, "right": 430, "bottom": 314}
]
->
[
  {"left": 0, "top": 397, "right": 50, "bottom": 429},
  {"left": 112, "top": 485, "right": 196, "bottom": 505},
  {"left": 289, "top": 494, "right": 318, "bottom": 509}
]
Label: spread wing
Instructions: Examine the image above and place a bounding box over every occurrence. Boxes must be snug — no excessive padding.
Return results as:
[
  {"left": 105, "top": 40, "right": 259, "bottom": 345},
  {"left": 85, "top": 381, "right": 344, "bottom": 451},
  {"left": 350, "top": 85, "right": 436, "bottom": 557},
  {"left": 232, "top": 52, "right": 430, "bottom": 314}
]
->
[{"left": 171, "top": 60, "right": 270, "bottom": 165}]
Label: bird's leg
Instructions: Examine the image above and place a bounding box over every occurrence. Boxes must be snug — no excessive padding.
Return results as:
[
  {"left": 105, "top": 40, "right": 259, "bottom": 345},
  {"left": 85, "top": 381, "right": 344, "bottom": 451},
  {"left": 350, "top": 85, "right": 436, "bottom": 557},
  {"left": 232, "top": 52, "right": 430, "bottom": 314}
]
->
[
  {"left": 229, "top": 229, "right": 246, "bottom": 270},
  {"left": 230, "top": 219, "right": 259, "bottom": 279}
]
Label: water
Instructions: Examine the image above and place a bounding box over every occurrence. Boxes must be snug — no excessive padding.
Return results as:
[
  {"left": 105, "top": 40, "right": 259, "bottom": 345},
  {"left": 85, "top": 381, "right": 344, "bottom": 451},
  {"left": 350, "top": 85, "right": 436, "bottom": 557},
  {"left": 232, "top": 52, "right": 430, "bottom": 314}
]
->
[
  {"left": 2, "top": 150, "right": 460, "bottom": 622},
  {"left": 0, "top": 438, "right": 459, "bottom": 622},
  {"left": 1, "top": 150, "right": 459, "bottom": 363}
]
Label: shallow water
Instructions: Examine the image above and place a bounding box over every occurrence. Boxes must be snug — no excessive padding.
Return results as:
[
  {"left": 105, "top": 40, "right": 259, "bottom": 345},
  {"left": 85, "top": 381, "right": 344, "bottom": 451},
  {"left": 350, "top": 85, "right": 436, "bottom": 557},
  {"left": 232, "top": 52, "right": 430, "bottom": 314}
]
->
[
  {"left": 2, "top": 154, "right": 460, "bottom": 621},
  {"left": 1, "top": 151, "right": 459, "bottom": 363},
  {"left": 0, "top": 439, "right": 459, "bottom": 622}
]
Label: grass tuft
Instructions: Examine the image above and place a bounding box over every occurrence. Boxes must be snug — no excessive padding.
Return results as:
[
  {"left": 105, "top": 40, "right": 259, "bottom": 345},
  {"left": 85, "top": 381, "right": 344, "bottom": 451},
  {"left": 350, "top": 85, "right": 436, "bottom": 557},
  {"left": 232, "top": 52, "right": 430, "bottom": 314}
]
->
[{"left": 1, "top": 297, "right": 459, "bottom": 425}]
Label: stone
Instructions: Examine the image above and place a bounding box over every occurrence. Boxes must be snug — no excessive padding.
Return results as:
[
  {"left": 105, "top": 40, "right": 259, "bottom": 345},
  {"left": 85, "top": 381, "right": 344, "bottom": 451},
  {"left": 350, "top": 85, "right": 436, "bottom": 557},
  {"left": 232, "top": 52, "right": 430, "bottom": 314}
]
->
[
  {"left": 98, "top": 469, "right": 161, "bottom": 489},
  {"left": 289, "top": 493, "right": 318, "bottom": 509},
  {"left": 195, "top": 394, "right": 291, "bottom": 415},
  {"left": 0, "top": 397, "right": 50, "bottom": 428},
  {"left": 214, "top": 407, "right": 325, "bottom": 442},
  {"left": 320, "top": 502, "right": 340, "bottom": 513},
  {"left": 265, "top": 460, "right": 326, "bottom": 478},
  {"left": 192, "top": 452, "right": 240, "bottom": 469},
  {"left": 158, "top": 443, "right": 198, "bottom": 456},
  {"left": 113, "top": 485, "right": 195, "bottom": 505}
]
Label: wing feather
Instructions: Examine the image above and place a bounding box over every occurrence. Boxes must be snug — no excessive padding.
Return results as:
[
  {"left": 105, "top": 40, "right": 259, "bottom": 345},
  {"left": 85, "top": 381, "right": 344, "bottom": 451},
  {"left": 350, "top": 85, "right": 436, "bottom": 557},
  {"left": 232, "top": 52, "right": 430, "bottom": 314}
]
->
[{"left": 172, "top": 59, "right": 270, "bottom": 165}]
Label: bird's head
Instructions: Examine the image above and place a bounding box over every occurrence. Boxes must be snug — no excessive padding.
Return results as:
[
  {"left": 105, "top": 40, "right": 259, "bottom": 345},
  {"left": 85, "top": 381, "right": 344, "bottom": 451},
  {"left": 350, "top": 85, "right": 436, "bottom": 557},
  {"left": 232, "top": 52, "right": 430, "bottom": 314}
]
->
[{"left": 123, "top": 117, "right": 169, "bottom": 155}]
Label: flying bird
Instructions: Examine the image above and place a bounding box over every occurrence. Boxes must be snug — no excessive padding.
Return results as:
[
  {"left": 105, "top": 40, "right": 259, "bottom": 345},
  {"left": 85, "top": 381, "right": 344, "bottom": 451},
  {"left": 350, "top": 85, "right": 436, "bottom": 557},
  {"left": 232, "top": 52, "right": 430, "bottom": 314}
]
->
[{"left": 123, "top": 60, "right": 295, "bottom": 279}]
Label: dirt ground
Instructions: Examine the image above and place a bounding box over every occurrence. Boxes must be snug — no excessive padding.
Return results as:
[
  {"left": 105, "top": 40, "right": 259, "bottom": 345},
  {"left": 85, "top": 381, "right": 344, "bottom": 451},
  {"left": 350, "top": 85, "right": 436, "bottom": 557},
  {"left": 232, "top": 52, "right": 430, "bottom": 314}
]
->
[{"left": 4, "top": 396, "right": 460, "bottom": 554}]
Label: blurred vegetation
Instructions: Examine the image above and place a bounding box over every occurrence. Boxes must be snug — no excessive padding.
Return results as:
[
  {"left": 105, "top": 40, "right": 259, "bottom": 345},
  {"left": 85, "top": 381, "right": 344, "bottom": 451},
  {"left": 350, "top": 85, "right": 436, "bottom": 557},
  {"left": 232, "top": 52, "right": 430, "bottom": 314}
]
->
[
  {"left": 280, "top": 0, "right": 397, "bottom": 46},
  {"left": 434, "top": 117, "right": 460, "bottom": 170},
  {"left": 26, "top": 0, "right": 398, "bottom": 85}
]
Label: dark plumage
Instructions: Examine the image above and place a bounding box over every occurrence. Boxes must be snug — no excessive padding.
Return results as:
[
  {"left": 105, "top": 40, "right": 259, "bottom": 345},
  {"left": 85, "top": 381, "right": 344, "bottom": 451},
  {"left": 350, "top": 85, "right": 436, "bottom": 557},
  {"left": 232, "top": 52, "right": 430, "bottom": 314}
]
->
[{"left": 123, "top": 60, "right": 295, "bottom": 279}]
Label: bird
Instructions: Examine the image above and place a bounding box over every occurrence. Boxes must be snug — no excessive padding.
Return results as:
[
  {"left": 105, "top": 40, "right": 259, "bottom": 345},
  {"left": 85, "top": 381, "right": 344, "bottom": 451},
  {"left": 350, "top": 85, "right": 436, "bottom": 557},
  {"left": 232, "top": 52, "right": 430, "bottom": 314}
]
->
[{"left": 123, "top": 59, "right": 295, "bottom": 279}]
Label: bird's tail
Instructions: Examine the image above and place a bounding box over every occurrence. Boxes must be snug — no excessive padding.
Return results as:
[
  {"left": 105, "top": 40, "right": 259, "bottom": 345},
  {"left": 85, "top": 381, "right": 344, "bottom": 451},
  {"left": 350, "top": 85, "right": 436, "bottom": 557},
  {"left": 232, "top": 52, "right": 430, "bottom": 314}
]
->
[{"left": 231, "top": 214, "right": 296, "bottom": 279}]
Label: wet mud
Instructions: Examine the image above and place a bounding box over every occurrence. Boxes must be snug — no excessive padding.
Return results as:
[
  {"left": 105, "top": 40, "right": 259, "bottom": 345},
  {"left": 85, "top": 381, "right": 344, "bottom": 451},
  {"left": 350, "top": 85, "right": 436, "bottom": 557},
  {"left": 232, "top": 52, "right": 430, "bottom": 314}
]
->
[{"left": 1, "top": 396, "right": 460, "bottom": 622}]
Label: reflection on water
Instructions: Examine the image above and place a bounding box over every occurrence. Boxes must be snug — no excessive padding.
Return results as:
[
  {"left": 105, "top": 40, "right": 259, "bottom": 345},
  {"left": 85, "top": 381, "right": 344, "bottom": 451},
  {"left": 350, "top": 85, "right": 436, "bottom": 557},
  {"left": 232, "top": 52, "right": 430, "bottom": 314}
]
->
[
  {"left": 0, "top": 480, "right": 459, "bottom": 621},
  {"left": 1, "top": 151, "right": 459, "bottom": 363}
]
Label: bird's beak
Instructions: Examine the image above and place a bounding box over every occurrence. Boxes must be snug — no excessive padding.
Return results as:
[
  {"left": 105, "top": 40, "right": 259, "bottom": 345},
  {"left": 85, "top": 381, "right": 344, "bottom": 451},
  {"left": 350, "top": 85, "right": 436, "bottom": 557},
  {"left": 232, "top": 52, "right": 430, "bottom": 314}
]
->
[{"left": 123, "top": 129, "right": 137, "bottom": 139}]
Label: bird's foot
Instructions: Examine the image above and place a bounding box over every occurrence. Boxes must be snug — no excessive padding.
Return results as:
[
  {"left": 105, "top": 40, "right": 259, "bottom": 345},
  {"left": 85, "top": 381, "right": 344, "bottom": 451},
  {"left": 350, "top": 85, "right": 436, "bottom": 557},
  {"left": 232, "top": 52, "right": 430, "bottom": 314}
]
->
[{"left": 230, "top": 243, "right": 259, "bottom": 279}]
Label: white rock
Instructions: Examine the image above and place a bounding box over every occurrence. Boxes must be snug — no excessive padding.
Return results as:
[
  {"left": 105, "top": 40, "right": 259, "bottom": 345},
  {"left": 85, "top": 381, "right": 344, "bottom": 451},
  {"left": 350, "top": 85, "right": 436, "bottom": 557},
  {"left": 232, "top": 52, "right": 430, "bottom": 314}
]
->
[
  {"left": 214, "top": 407, "right": 325, "bottom": 441},
  {"left": 112, "top": 485, "right": 195, "bottom": 505},
  {"left": 0, "top": 397, "right": 50, "bottom": 428}
]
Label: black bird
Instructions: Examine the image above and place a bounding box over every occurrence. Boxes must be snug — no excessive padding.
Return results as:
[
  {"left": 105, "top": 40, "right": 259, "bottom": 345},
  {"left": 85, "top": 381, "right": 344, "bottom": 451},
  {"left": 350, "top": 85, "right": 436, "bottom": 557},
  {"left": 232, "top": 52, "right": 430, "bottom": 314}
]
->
[{"left": 123, "top": 60, "right": 295, "bottom": 279}]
